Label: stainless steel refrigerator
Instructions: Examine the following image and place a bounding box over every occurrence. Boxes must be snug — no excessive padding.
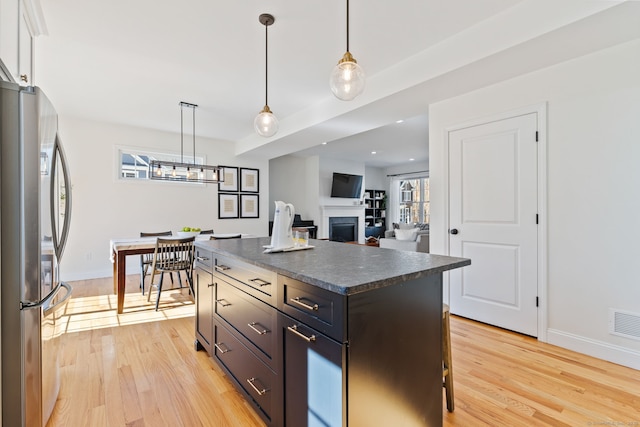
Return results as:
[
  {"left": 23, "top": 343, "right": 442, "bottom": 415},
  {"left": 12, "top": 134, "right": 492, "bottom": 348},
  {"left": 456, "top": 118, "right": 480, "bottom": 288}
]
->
[{"left": 1, "top": 80, "right": 73, "bottom": 426}]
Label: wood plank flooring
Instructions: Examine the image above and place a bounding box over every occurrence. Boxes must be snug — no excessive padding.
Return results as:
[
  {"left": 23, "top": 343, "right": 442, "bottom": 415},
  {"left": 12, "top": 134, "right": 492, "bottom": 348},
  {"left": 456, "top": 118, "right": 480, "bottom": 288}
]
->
[{"left": 47, "top": 276, "right": 640, "bottom": 426}]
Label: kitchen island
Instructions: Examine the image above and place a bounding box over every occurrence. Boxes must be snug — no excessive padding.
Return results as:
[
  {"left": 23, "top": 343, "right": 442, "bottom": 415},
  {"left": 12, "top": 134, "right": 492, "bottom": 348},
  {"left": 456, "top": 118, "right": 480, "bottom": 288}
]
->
[{"left": 194, "top": 237, "right": 470, "bottom": 427}]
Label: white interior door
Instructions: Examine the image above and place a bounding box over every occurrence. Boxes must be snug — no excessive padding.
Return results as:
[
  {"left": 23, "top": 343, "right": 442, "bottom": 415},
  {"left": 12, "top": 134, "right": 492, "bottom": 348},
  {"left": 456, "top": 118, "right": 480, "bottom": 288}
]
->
[{"left": 449, "top": 113, "right": 538, "bottom": 336}]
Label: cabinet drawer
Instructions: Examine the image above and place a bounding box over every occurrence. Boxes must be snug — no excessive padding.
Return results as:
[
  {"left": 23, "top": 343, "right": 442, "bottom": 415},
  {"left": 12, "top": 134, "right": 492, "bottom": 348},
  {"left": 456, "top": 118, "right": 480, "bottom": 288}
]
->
[
  {"left": 214, "top": 322, "right": 277, "bottom": 424},
  {"left": 215, "top": 280, "right": 277, "bottom": 367},
  {"left": 195, "top": 247, "right": 213, "bottom": 272},
  {"left": 214, "top": 255, "right": 276, "bottom": 302},
  {"left": 278, "top": 275, "right": 345, "bottom": 342}
]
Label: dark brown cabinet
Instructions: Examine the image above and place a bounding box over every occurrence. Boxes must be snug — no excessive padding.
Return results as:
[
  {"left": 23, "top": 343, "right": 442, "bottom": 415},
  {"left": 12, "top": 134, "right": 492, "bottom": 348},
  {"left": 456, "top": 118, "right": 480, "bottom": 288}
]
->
[
  {"left": 194, "top": 247, "right": 214, "bottom": 354},
  {"left": 194, "top": 238, "right": 469, "bottom": 427},
  {"left": 279, "top": 312, "right": 344, "bottom": 427}
]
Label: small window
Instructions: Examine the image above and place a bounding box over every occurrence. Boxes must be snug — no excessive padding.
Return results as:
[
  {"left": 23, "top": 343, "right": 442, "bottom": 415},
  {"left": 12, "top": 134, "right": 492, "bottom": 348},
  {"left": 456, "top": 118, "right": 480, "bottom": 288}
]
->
[
  {"left": 117, "top": 147, "right": 205, "bottom": 182},
  {"left": 397, "top": 177, "right": 429, "bottom": 224}
]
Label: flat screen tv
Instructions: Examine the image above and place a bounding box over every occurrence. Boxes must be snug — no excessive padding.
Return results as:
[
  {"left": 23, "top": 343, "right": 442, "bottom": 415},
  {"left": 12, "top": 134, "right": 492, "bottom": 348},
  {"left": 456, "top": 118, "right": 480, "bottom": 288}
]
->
[{"left": 330, "top": 172, "right": 363, "bottom": 199}]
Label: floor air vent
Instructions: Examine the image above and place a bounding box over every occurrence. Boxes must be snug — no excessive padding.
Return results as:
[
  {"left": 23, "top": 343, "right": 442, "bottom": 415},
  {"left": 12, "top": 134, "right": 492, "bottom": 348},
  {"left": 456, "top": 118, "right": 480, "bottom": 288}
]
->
[{"left": 609, "top": 309, "right": 640, "bottom": 341}]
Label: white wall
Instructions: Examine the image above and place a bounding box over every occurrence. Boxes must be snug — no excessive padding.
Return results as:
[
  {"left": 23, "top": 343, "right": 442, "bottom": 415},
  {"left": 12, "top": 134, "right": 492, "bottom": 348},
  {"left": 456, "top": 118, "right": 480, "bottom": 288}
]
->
[
  {"left": 429, "top": 39, "right": 640, "bottom": 368},
  {"left": 59, "top": 116, "right": 269, "bottom": 281},
  {"left": 269, "top": 155, "right": 314, "bottom": 220},
  {"left": 364, "top": 166, "right": 385, "bottom": 191}
]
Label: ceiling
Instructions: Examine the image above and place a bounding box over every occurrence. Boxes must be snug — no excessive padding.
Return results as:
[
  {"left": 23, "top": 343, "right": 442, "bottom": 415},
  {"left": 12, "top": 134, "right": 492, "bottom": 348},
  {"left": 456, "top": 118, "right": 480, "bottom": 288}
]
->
[{"left": 35, "top": 0, "right": 640, "bottom": 168}]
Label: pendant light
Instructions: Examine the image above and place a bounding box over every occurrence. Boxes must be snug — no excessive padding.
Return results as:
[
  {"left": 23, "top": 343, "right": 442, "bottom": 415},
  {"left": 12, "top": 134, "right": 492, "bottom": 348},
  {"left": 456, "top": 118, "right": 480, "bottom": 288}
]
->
[
  {"left": 330, "top": 0, "right": 365, "bottom": 101},
  {"left": 254, "top": 13, "right": 278, "bottom": 137},
  {"left": 150, "top": 102, "right": 221, "bottom": 183}
]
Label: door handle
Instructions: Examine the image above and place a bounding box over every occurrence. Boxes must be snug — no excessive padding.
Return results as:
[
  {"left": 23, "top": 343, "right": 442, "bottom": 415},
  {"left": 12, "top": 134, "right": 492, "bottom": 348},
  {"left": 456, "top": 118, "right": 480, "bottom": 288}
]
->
[{"left": 450, "top": 229, "right": 459, "bottom": 235}]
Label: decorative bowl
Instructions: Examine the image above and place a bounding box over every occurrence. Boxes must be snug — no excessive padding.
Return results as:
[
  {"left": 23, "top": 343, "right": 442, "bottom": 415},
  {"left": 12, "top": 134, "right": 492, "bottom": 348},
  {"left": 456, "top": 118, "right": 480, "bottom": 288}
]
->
[{"left": 177, "top": 231, "right": 200, "bottom": 238}]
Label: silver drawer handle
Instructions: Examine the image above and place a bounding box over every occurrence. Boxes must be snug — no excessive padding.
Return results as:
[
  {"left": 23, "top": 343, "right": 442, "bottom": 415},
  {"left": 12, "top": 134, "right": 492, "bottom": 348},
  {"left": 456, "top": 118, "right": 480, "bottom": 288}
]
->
[
  {"left": 214, "top": 342, "right": 230, "bottom": 354},
  {"left": 248, "top": 322, "right": 268, "bottom": 335},
  {"left": 216, "top": 298, "right": 231, "bottom": 307},
  {"left": 196, "top": 256, "right": 210, "bottom": 261},
  {"left": 290, "top": 296, "right": 319, "bottom": 311},
  {"left": 246, "top": 377, "right": 269, "bottom": 396},
  {"left": 215, "top": 264, "right": 230, "bottom": 271},
  {"left": 287, "top": 325, "right": 316, "bottom": 343},
  {"left": 207, "top": 282, "right": 215, "bottom": 288},
  {"left": 249, "top": 278, "right": 271, "bottom": 287}
]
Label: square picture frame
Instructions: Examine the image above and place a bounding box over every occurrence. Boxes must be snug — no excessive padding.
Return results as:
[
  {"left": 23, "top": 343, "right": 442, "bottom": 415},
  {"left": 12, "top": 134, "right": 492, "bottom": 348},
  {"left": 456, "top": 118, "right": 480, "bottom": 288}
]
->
[
  {"left": 218, "top": 166, "right": 239, "bottom": 192},
  {"left": 240, "top": 194, "right": 259, "bottom": 218},
  {"left": 218, "top": 193, "right": 239, "bottom": 219},
  {"left": 240, "top": 168, "right": 259, "bottom": 193}
]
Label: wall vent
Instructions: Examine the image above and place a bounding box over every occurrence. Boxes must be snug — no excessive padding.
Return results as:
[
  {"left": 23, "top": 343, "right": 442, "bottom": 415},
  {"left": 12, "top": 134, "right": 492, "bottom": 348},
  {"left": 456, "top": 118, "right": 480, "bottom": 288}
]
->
[{"left": 609, "top": 309, "right": 640, "bottom": 341}]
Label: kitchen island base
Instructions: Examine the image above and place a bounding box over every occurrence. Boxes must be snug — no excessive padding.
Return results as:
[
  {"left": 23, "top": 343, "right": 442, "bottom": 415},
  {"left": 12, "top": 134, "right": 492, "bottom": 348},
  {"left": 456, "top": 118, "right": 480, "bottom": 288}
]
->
[{"left": 194, "top": 237, "right": 470, "bottom": 427}]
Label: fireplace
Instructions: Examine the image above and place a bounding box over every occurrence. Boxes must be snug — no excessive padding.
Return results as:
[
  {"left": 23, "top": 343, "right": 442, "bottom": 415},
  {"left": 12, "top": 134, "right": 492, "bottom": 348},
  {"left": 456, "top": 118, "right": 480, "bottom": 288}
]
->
[{"left": 329, "top": 216, "right": 358, "bottom": 242}]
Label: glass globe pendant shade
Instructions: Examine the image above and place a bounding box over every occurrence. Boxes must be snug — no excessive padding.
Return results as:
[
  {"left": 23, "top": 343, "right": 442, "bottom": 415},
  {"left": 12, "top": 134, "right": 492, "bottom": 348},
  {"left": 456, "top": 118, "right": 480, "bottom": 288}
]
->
[
  {"left": 330, "top": 52, "right": 365, "bottom": 101},
  {"left": 254, "top": 105, "right": 279, "bottom": 137}
]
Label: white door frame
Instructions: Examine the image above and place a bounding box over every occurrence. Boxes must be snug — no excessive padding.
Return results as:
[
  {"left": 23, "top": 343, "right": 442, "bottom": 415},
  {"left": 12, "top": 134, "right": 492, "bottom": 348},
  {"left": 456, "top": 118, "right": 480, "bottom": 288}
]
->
[{"left": 441, "top": 103, "right": 548, "bottom": 342}]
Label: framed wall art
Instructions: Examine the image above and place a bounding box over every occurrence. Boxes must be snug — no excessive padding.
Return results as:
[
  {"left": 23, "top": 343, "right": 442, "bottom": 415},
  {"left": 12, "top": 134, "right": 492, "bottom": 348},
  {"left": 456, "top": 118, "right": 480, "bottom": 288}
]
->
[
  {"left": 240, "top": 168, "right": 259, "bottom": 193},
  {"left": 218, "top": 193, "right": 239, "bottom": 219},
  {"left": 240, "top": 194, "right": 259, "bottom": 218},
  {"left": 218, "top": 166, "right": 239, "bottom": 192}
]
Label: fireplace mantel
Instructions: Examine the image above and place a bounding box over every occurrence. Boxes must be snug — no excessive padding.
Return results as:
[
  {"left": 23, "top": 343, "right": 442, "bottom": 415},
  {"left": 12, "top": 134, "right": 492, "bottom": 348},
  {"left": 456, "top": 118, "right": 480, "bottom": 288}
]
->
[{"left": 319, "top": 205, "right": 365, "bottom": 243}]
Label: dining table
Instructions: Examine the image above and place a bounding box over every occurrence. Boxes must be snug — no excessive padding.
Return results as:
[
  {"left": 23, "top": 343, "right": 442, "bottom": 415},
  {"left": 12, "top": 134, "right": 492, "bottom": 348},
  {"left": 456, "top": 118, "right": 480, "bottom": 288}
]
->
[{"left": 109, "top": 233, "right": 243, "bottom": 314}]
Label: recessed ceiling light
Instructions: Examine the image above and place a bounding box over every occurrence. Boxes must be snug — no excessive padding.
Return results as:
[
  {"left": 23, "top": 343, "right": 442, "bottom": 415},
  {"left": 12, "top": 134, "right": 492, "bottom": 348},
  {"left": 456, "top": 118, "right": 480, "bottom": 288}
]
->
[
  {"left": 396, "top": 120, "right": 404, "bottom": 124},
  {"left": 371, "top": 151, "right": 377, "bottom": 155},
  {"left": 409, "top": 158, "right": 415, "bottom": 161},
  {"left": 321, "top": 142, "right": 327, "bottom": 145}
]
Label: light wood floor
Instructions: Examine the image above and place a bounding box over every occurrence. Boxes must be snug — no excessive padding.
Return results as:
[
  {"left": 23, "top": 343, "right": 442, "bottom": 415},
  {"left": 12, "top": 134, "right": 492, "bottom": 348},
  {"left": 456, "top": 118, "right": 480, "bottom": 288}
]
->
[{"left": 47, "top": 276, "right": 640, "bottom": 426}]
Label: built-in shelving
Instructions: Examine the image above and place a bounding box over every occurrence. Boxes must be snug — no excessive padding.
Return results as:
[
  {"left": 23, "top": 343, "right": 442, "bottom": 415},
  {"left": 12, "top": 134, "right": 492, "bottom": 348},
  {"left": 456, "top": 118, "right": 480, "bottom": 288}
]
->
[{"left": 364, "top": 189, "right": 386, "bottom": 238}]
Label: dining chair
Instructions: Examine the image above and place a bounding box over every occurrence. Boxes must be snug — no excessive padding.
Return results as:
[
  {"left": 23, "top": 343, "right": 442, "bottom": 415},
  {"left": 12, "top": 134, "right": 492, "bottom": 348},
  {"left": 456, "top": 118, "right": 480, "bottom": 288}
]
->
[
  {"left": 199, "top": 229, "right": 214, "bottom": 235},
  {"left": 146, "top": 236, "right": 196, "bottom": 311},
  {"left": 210, "top": 234, "right": 241, "bottom": 240},
  {"left": 140, "top": 231, "right": 174, "bottom": 295}
]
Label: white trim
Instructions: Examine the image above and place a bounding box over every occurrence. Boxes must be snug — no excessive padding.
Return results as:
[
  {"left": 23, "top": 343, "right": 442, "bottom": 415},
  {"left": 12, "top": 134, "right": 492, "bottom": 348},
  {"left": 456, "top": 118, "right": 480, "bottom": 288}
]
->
[
  {"left": 21, "top": 0, "right": 47, "bottom": 36},
  {"left": 442, "top": 103, "right": 548, "bottom": 341},
  {"left": 547, "top": 329, "right": 640, "bottom": 371}
]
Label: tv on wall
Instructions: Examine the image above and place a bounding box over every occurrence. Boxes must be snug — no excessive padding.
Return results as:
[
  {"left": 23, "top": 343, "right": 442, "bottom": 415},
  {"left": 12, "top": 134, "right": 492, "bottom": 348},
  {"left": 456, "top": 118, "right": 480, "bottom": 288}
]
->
[{"left": 330, "top": 172, "right": 363, "bottom": 199}]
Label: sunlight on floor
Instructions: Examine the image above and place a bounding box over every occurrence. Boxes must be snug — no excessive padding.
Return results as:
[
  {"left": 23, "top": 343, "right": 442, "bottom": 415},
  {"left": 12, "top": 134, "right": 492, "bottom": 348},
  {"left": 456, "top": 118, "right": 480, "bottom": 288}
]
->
[{"left": 61, "top": 288, "right": 195, "bottom": 333}]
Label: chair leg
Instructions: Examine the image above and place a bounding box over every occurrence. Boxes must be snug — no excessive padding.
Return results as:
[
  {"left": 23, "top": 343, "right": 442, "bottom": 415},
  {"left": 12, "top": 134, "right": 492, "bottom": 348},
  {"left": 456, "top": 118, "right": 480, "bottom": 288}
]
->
[
  {"left": 443, "top": 305, "right": 455, "bottom": 412},
  {"left": 177, "top": 271, "right": 183, "bottom": 289},
  {"left": 140, "top": 265, "right": 146, "bottom": 295},
  {"left": 155, "top": 272, "right": 165, "bottom": 311}
]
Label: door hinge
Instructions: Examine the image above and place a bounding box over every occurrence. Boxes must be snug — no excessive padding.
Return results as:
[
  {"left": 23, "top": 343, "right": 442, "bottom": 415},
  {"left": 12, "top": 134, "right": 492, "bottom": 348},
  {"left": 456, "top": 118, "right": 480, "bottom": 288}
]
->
[
  {"left": 536, "top": 214, "right": 539, "bottom": 224},
  {"left": 536, "top": 297, "right": 539, "bottom": 307},
  {"left": 535, "top": 131, "right": 539, "bottom": 142}
]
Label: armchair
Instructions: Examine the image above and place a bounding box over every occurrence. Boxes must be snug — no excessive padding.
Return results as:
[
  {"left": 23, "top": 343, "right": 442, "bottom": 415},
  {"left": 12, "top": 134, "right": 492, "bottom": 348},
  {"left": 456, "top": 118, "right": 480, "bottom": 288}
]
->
[{"left": 379, "top": 229, "right": 429, "bottom": 253}]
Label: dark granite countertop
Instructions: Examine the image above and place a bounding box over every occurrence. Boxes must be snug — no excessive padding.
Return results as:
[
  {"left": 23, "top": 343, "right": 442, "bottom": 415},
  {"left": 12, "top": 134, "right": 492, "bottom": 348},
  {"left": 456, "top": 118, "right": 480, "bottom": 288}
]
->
[{"left": 196, "top": 237, "right": 470, "bottom": 296}]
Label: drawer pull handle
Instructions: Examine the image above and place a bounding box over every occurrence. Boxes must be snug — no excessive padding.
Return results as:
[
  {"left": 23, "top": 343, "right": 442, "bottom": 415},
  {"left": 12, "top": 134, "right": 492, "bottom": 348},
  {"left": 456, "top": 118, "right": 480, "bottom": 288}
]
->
[
  {"left": 249, "top": 278, "right": 271, "bottom": 287},
  {"left": 214, "top": 342, "right": 230, "bottom": 354},
  {"left": 216, "top": 299, "right": 231, "bottom": 307},
  {"left": 248, "top": 322, "right": 269, "bottom": 335},
  {"left": 290, "top": 296, "right": 319, "bottom": 311},
  {"left": 287, "top": 325, "right": 316, "bottom": 343},
  {"left": 215, "top": 264, "right": 230, "bottom": 272},
  {"left": 246, "top": 377, "right": 269, "bottom": 396},
  {"left": 196, "top": 256, "right": 210, "bottom": 261}
]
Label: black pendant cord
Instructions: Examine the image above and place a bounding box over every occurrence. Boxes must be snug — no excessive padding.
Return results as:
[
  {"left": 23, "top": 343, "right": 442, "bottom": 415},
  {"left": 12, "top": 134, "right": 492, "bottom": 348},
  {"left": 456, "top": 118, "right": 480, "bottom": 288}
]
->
[
  {"left": 346, "top": 0, "right": 350, "bottom": 53},
  {"left": 180, "top": 103, "right": 184, "bottom": 163},
  {"left": 192, "top": 107, "right": 196, "bottom": 164},
  {"left": 265, "top": 22, "right": 269, "bottom": 107}
]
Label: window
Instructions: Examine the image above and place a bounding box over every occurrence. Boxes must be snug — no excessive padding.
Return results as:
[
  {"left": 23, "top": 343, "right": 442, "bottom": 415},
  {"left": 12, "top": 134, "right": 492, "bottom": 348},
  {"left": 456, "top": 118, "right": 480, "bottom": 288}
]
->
[
  {"left": 118, "top": 147, "right": 205, "bottom": 182},
  {"left": 397, "top": 177, "right": 429, "bottom": 224}
]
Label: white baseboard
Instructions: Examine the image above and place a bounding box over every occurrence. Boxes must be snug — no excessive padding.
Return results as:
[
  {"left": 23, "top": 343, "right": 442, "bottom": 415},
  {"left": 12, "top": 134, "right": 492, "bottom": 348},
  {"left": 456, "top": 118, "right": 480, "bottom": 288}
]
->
[
  {"left": 61, "top": 269, "right": 112, "bottom": 282},
  {"left": 547, "top": 328, "right": 640, "bottom": 370}
]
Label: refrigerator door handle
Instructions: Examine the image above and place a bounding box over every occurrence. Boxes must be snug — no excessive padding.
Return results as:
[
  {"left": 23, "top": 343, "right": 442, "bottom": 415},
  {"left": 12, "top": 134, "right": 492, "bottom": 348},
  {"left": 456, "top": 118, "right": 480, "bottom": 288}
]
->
[
  {"left": 43, "top": 282, "right": 72, "bottom": 317},
  {"left": 50, "top": 133, "right": 72, "bottom": 261},
  {"left": 20, "top": 282, "right": 71, "bottom": 312}
]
